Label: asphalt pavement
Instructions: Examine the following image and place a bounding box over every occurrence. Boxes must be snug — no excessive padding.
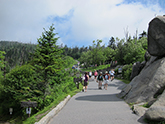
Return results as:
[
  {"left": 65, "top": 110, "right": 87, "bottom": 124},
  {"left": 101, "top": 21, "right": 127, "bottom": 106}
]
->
[{"left": 48, "top": 76, "right": 146, "bottom": 124}]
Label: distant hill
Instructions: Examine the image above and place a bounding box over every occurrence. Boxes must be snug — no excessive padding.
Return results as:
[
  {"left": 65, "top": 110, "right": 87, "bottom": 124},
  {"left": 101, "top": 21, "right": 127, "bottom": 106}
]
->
[
  {"left": 0, "top": 41, "right": 89, "bottom": 72},
  {"left": 0, "top": 41, "right": 36, "bottom": 71}
]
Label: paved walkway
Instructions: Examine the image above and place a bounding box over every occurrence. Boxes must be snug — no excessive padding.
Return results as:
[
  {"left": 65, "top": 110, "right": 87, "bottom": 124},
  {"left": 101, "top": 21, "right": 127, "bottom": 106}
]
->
[{"left": 48, "top": 77, "right": 146, "bottom": 124}]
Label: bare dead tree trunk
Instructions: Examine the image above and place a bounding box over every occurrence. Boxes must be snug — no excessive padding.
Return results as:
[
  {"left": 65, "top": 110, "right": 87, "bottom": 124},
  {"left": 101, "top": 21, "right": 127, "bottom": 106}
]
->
[{"left": 124, "top": 26, "right": 129, "bottom": 42}]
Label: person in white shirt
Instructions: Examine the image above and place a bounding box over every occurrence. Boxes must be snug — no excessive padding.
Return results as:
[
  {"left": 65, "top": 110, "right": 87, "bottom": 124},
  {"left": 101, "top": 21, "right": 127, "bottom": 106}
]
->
[
  {"left": 89, "top": 71, "right": 92, "bottom": 78},
  {"left": 109, "top": 69, "right": 115, "bottom": 81}
]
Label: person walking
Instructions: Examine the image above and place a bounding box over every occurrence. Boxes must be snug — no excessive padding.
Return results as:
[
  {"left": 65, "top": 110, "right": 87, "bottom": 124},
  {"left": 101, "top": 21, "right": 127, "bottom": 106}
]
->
[
  {"left": 109, "top": 69, "right": 115, "bottom": 81},
  {"left": 82, "top": 72, "right": 89, "bottom": 92},
  {"left": 89, "top": 70, "right": 92, "bottom": 79},
  {"left": 97, "top": 72, "right": 103, "bottom": 89},
  {"left": 94, "top": 70, "right": 98, "bottom": 80},
  {"left": 104, "top": 71, "right": 110, "bottom": 90}
]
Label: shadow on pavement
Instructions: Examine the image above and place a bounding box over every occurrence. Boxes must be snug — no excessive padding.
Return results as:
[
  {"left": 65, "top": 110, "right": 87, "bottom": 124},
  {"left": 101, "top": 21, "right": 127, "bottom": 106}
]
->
[{"left": 75, "top": 94, "right": 123, "bottom": 102}]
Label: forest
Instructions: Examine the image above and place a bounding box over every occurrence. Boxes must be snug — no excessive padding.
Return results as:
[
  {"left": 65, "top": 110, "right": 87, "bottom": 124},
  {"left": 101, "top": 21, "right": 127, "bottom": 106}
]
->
[{"left": 0, "top": 25, "right": 148, "bottom": 123}]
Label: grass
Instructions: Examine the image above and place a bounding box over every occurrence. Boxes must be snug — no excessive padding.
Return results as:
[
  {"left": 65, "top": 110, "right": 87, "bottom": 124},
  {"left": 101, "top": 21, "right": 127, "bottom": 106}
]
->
[
  {"left": 141, "top": 103, "right": 150, "bottom": 108},
  {"left": 115, "top": 77, "right": 130, "bottom": 84}
]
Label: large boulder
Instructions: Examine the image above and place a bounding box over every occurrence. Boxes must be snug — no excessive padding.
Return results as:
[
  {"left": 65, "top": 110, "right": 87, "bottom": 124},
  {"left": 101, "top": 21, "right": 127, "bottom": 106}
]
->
[
  {"left": 144, "top": 56, "right": 158, "bottom": 68},
  {"left": 122, "top": 57, "right": 165, "bottom": 104},
  {"left": 145, "top": 90, "right": 165, "bottom": 121},
  {"left": 117, "top": 15, "right": 165, "bottom": 121},
  {"left": 130, "top": 51, "right": 151, "bottom": 81},
  {"left": 130, "top": 62, "right": 143, "bottom": 81},
  {"left": 148, "top": 16, "right": 165, "bottom": 57},
  {"left": 130, "top": 62, "right": 141, "bottom": 80},
  {"left": 117, "top": 84, "right": 132, "bottom": 98},
  {"left": 133, "top": 103, "right": 148, "bottom": 117}
]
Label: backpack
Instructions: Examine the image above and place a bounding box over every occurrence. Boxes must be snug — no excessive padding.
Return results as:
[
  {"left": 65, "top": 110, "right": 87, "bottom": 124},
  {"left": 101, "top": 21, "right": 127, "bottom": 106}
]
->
[
  {"left": 105, "top": 74, "right": 108, "bottom": 80},
  {"left": 98, "top": 75, "right": 103, "bottom": 80}
]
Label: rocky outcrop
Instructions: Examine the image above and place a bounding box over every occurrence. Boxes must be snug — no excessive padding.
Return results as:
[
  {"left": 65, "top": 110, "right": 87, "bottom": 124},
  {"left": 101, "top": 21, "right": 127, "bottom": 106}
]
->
[
  {"left": 133, "top": 103, "right": 148, "bottom": 117},
  {"left": 145, "top": 90, "right": 165, "bottom": 121},
  {"left": 117, "top": 84, "right": 131, "bottom": 98},
  {"left": 144, "top": 51, "right": 151, "bottom": 62},
  {"left": 118, "top": 16, "right": 165, "bottom": 122},
  {"left": 130, "top": 51, "right": 151, "bottom": 81},
  {"left": 130, "top": 62, "right": 142, "bottom": 81},
  {"left": 120, "top": 57, "right": 165, "bottom": 104},
  {"left": 148, "top": 16, "right": 165, "bottom": 57}
]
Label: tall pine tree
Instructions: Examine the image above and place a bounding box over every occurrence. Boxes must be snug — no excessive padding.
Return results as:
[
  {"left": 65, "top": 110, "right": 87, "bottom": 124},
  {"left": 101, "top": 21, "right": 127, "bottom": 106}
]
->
[{"left": 30, "top": 24, "right": 63, "bottom": 95}]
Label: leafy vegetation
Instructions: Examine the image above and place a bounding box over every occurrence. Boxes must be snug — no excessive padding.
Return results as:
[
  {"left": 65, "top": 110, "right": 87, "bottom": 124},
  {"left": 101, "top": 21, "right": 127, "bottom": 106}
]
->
[
  {"left": 79, "top": 36, "right": 147, "bottom": 68},
  {"left": 0, "top": 25, "right": 80, "bottom": 123},
  {"left": 79, "top": 35, "right": 147, "bottom": 81}
]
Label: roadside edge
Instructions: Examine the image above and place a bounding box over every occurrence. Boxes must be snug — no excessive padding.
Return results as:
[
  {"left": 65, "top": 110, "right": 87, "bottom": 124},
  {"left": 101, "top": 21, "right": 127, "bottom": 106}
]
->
[{"left": 34, "top": 95, "right": 71, "bottom": 124}]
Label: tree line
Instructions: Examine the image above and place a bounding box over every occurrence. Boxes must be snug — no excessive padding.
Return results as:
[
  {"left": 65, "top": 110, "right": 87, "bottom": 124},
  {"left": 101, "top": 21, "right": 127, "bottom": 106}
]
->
[
  {"left": 0, "top": 41, "right": 91, "bottom": 72},
  {"left": 79, "top": 34, "right": 147, "bottom": 68},
  {"left": 0, "top": 30, "right": 147, "bottom": 72}
]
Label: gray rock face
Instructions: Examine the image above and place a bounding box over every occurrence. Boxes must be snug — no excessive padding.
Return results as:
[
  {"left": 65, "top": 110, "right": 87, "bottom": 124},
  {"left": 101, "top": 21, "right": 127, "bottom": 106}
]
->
[
  {"left": 118, "top": 84, "right": 132, "bottom": 98},
  {"left": 145, "top": 90, "right": 165, "bottom": 121},
  {"left": 144, "top": 51, "right": 151, "bottom": 62},
  {"left": 118, "top": 16, "right": 165, "bottom": 121},
  {"left": 124, "top": 57, "right": 165, "bottom": 104},
  {"left": 148, "top": 16, "right": 165, "bottom": 56},
  {"left": 130, "top": 62, "right": 141, "bottom": 81},
  {"left": 144, "top": 56, "right": 158, "bottom": 69},
  {"left": 133, "top": 104, "right": 148, "bottom": 117},
  {"left": 130, "top": 51, "right": 151, "bottom": 81},
  {"left": 145, "top": 106, "right": 165, "bottom": 121}
]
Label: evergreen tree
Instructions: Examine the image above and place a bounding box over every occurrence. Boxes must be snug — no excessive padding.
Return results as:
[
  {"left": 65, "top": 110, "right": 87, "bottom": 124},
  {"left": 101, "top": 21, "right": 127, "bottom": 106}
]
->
[
  {"left": 30, "top": 24, "right": 64, "bottom": 95},
  {"left": 108, "top": 37, "right": 116, "bottom": 50},
  {"left": 139, "top": 31, "right": 147, "bottom": 39}
]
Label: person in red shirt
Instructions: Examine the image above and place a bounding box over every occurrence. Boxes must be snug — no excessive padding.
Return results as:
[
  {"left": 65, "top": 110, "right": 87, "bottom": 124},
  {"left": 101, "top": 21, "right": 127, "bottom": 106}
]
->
[{"left": 94, "top": 70, "right": 98, "bottom": 80}]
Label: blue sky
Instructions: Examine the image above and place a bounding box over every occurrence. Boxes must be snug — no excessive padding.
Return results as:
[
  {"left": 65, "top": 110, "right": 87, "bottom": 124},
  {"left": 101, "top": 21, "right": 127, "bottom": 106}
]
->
[{"left": 0, "top": 0, "right": 164, "bottom": 47}]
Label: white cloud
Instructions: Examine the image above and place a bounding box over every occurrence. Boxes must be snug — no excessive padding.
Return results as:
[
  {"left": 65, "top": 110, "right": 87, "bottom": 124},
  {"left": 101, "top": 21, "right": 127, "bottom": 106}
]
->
[
  {"left": 0, "top": 0, "right": 164, "bottom": 47},
  {"left": 69, "top": 1, "right": 163, "bottom": 44}
]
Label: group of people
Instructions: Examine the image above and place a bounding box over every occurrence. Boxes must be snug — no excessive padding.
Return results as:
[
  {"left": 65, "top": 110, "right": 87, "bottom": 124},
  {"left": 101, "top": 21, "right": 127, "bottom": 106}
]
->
[
  {"left": 82, "top": 69, "right": 115, "bottom": 92},
  {"left": 96, "top": 69, "right": 115, "bottom": 90}
]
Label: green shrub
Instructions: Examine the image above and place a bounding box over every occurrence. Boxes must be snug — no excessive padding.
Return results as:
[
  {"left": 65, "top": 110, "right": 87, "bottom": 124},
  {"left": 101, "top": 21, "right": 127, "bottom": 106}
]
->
[
  {"left": 114, "top": 68, "right": 118, "bottom": 75},
  {"left": 0, "top": 64, "right": 39, "bottom": 115},
  {"left": 0, "top": 57, "right": 79, "bottom": 123},
  {"left": 122, "top": 64, "right": 133, "bottom": 80}
]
